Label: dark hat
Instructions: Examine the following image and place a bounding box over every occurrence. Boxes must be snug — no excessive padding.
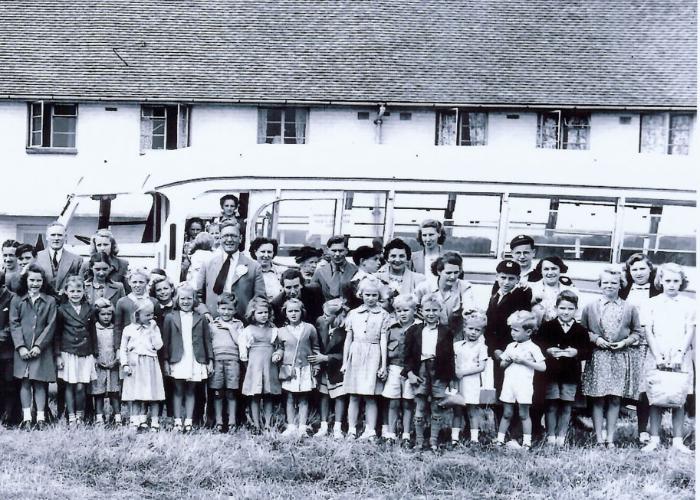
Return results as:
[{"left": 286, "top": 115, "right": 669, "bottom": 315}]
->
[
  {"left": 290, "top": 246, "right": 323, "bottom": 264},
  {"left": 351, "top": 245, "right": 381, "bottom": 266},
  {"left": 496, "top": 259, "right": 521, "bottom": 275},
  {"left": 510, "top": 234, "right": 535, "bottom": 249}
]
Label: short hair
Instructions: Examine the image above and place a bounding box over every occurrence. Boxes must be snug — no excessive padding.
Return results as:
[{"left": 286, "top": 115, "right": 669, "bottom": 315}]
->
[
  {"left": 249, "top": 237, "right": 279, "bottom": 260},
  {"left": 191, "top": 231, "right": 214, "bottom": 253},
  {"left": 507, "top": 310, "right": 537, "bottom": 331},
  {"left": 597, "top": 267, "right": 622, "bottom": 287},
  {"left": 186, "top": 217, "right": 205, "bottom": 234},
  {"left": 45, "top": 221, "right": 66, "bottom": 233},
  {"left": 128, "top": 268, "right": 150, "bottom": 284},
  {"left": 282, "top": 297, "right": 306, "bottom": 321},
  {"left": 556, "top": 290, "right": 579, "bottom": 307},
  {"left": 322, "top": 298, "right": 346, "bottom": 317},
  {"left": 93, "top": 297, "right": 115, "bottom": 320},
  {"left": 623, "top": 253, "right": 656, "bottom": 288},
  {"left": 655, "top": 263, "right": 688, "bottom": 291},
  {"left": 431, "top": 251, "right": 463, "bottom": 277},
  {"left": 326, "top": 235, "right": 348, "bottom": 248},
  {"left": 87, "top": 251, "right": 113, "bottom": 280},
  {"left": 133, "top": 300, "right": 155, "bottom": 324},
  {"left": 416, "top": 219, "right": 446, "bottom": 247},
  {"left": 392, "top": 293, "right": 418, "bottom": 311},
  {"left": 207, "top": 222, "right": 221, "bottom": 234},
  {"left": 219, "top": 194, "right": 239, "bottom": 209},
  {"left": 2, "top": 239, "right": 19, "bottom": 251},
  {"left": 463, "top": 310, "right": 488, "bottom": 330},
  {"left": 63, "top": 274, "right": 85, "bottom": 291},
  {"left": 420, "top": 292, "right": 443, "bottom": 311},
  {"left": 220, "top": 220, "right": 241, "bottom": 233},
  {"left": 383, "top": 238, "right": 412, "bottom": 261},
  {"left": 149, "top": 274, "right": 175, "bottom": 300},
  {"left": 217, "top": 292, "right": 237, "bottom": 307},
  {"left": 90, "top": 229, "right": 120, "bottom": 256},
  {"left": 245, "top": 297, "right": 274, "bottom": 326},
  {"left": 16, "top": 243, "right": 36, "bottom": 258},
  {"left": 280, "top": 268, "right": 304, "bottom": 285},
  {"left": 16, "top": 264, "right": 53, "bottom": 296}
]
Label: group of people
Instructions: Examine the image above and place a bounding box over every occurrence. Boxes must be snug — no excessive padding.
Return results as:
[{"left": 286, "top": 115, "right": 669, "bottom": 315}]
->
[{"left": 0, "top": 193, "right": 694, "bottom": 455}]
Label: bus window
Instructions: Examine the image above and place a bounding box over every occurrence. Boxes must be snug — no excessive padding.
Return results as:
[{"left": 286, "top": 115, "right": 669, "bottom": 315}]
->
[
  {"left": 258, "top": 198, "right": 337, "bottom": 255},
  {"left": 621, "top": 202, "right": 696, "bottom": 266},
  {"left": 508, "top": 196, "right": 616, "bottom": 261},
  {"left": 392, "top": 192, "right": 501, "bottom": 257},
  {"left": 342, "top": 191, "right": 387, "bottom": 250},
  {"left": 68, "top": 193, "right": 158, "bottom": 246}
]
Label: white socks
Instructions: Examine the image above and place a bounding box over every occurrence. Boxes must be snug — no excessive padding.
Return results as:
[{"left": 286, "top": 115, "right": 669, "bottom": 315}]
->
[
  {"left": 22, "top": 408, "right": 31, "bottom": 421},
  {"left": 319, "top": 421, "right": 328, "bottom": 430},
  {"left": 401, "top": 432, "right": 411, "bottom": 440},
  {"left": 523, "top": 434, "right": 532, "bottom": 446},
  {"left": 470, "top": 429, "right": 479, "bottom": 442},
  {"left": 36, "top": 411, "right": 45, "bottom": 422},
  {"left": 496, "top": 432, "right": 506, "bottom": 443},
  {"left": 451, "top": 428, "right": 460, "bottom": 441}
]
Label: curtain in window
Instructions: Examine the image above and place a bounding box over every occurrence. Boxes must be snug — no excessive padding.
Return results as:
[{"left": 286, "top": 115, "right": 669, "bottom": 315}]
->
[
  {"left": 177, "top": 105, "right": 190, "bottom": 148},
  {"left": 140, "top": 114, "right": 154, "bottom": 152},
  {"left": 257, "top": 108, "right": 268, "bottom": 144},
  {"left": 461, "top": 112, "right": 487, "bottom": 145},
  {"left": 537, "top": 114, "right": 559, "bottom": 148},
  {"left": 436, "top": 110, "right": 457, "bottom": 145},
  {"left": 563, "top": 116, "right": 589, "bottom": 150},
  {"left": 295, "top": 109, "right": 307, "bottom": 144},
  {"left": 669, "top": 114, "right": 691, "bottom": 155},
  {"left": 640, "top": 113, "right": 667, "bottom": 154}
]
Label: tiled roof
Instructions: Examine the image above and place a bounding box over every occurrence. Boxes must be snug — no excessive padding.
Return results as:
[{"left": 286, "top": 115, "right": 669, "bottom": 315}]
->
[{"left": 0, "top": 0, "right": 696, "bottom": 108}]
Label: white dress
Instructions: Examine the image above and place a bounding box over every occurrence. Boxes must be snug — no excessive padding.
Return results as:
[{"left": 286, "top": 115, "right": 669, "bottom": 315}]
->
[{"left": 169, "top": 312, "right": 209, "bottom": 382}]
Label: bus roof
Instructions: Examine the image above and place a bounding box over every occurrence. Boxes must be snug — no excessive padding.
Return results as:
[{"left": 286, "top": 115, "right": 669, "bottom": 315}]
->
[{"left": 71, "top": 146, "right": 696, "bottom": 197}]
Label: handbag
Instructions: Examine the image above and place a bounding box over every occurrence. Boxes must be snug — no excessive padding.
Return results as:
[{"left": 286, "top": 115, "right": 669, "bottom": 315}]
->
[
  {"left": 279, "top": 329, "right": 301, "bottom": 382},
  {"left": 646, "top": 368, "right": 690, "bottom": 408}
]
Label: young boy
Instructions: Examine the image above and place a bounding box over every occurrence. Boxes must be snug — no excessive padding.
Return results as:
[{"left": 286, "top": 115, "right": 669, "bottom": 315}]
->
[
  {"left": 495, "top": 310, "right": 546, "bottom": 450},
  {"left": 208, "top": 293, "right": 243, "bottom": 433},
  {"left": 380, "top": 294, "right": 419, "bottom": 445},
  {"left": 403, "top": 293, "right": 456, "bottom": 450},
  {"left": 537, "top": 291, "right": 590, "bottom": 446},
  {"left": 451, "top": 311, "right": 489, "bottom": 445}
]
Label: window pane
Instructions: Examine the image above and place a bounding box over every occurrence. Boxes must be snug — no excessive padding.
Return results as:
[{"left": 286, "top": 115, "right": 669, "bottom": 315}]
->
[
  {"left": 259, "top": 199, "right": 337, "bottom": 253},
  {"left": 152, "top": 119, "right": 165, "bottom": 136},
  {"left": 458, "top": 112, "right": 487, "bottom": 146},
  {"left": 343, "top": 192, "right": 386, "bottom": 250},
  {"left": 669, "top": 114, "right": 691, "bottom": 155},
  {"left": 31, "top": 130, "right": 42, "bottom": 146},
  {"left": 53, "top": 104, "right": 77, "bottom": 116},
  {"left": 52, "top": 133, "right": 75, "bottom": 148},
  {"left": 640, "top": 113, "right": 667, "bottom": 153},
  {"left": 436, "top": 111, "right": 457, "bottom": 145},
  {"left": 52, "top": 116, "right": 76, "bottom": 134},
  {"left": 151, "top": 135, "right": 165, "bottom": 150},
  {"left": 562, "top": 115, "right": 590, "bottom": 150},
  {"left": 537, "top": 113, "right": 559, "bottom": 148},
  {"left": 284, "top": 121, "right": 297, "bottom": 144},
  {"left": 267, "top": 109, "right": 282, "bottom": 122},
  {"left": 266, "top": 121, "right": 282, "bottom": 143}
]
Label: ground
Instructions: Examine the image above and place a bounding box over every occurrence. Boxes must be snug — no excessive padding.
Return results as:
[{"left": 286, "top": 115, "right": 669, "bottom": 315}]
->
[{"left": 0, "top": 416, "right": 693, "bottom": 499}]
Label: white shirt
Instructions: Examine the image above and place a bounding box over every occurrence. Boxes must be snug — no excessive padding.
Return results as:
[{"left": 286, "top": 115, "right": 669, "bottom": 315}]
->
[
  {"left": 221, "top": 250, "right": 241, "bottom": 291},
  {"left": 50, "top": 248, "right": 63, "bottom": 267},
  {"left": 421, "top": 324, "right": 438, "bottom": 360}
]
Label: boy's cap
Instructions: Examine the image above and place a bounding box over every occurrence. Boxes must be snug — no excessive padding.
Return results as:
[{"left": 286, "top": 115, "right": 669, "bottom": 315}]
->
[
  {"left": 496, "top": 260, "right": 521, "bottom": 275},
  {"left": 510, "top": 234, "right": 535, "bottom": 248},
  {"left": 290, "top": 245, "right": 324, "bottom": 264}
]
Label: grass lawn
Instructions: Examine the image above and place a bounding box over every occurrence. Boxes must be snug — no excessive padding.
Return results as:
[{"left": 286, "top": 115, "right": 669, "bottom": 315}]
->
[{"left": 0, "top": 416, "right": 694, "bottom": 499}]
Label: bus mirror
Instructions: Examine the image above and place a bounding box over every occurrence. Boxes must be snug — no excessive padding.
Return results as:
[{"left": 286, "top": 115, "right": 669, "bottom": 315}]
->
[{"left": 169, "top": 224, "right": 177, "bottom": 260}]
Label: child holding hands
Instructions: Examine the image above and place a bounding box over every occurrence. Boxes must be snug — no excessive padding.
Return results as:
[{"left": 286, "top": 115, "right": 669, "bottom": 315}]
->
[
  {"left": 90, "top": 298, "right": 122, "bottom": 425},
  {"left": 120, "top": 301, "right": 165, "bottom": 431},
  {"left": 277, "top": 298, "right": 320, "bottom": 437},
  {"left": 495, "top": 310, "right": 546, "bottom": 450}
]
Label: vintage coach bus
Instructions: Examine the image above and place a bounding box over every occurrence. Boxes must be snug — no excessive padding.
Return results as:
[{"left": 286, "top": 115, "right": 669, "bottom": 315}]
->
[{"left": 55, "top": 146, "right": 697, "bottom": 305}]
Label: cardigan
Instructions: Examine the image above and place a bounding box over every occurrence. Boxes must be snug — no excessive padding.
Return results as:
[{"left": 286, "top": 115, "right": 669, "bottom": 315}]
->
[
  {"left": 9, "top": 293, "right": 57, "bottom": 381},
  {"left": 84, "top": 280, "right": 126, "bottom": 309},
  {"left": 401, "top": 323, "right": 455, "bottom": 382},
  {"left": 581, "top": 297, "right": 642, "bottom": 344},
  {"left": 161, "top": 310, "right": 213, "bottom": 364},
  {"left": 55, "top": 301, "right": 97, "bottom": 357},
  {"left": 536, "top": 318, "right": 591, "bottom": 385},
  {"left": 315, "top": 315, "right": 347, "bottom": 385},
  {"left": 276, "top": 322, "right": 319, "bottom": 369}
]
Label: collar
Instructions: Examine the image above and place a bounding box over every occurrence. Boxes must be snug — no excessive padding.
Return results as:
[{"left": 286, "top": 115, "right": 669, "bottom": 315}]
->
[
  {"left": 661, "top": 294, "right": 681, "bottom": 302},
  {"left": 559, "top": 318, "right": 574, "bottom": 328},
  {"left": 423, "top": 322, "right": 438, "bottom": 330},
  {"left": 128, "top": 292, "right": 148, "bottom": 303},
  {"left": 96, "top": 323, "right": 112, "bottom": 330},
  {"left": 219, "top": 249, "right": 240, "bottom": 259},
  {"left": 631, "top": 283, "right": 650, "bottom": 290},
  {"left": 51, "top": 248, "right": 63, "bottom": 259},
  {"left": 600, "top": 296, "right": 622, "bottom": 306},
  {"left": 357, "top": 304, "right": 383, "bottom": 314}
]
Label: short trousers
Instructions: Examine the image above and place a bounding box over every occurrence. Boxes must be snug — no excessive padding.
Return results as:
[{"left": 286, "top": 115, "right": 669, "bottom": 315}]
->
[
  {"left": 381, "top": 365, "right": 415, "bottom": 400},
  {"left": 499, "top": 375, "right": 533, "bottom": 404},
  {"left": 413, "top": 359, "right": 449, "bottom": 399},
  {"left": 544, "top": 381, "right": 577, "bottom": 402},
  {"left": 208, "top": 358, "right": 240, "bottom": 390}
]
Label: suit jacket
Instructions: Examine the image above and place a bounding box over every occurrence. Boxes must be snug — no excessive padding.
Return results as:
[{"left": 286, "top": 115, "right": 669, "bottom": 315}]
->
[
  {"left": 401, "top": 323, "right": 455, "bottom": 382},
  {"left": 36, "top": 249, "right": 83, "bottom": 293},
  {"left": 84, "top": 280, "right": 126, "bottom": 309},
  {"left": 55, "top": 301, "right": 97, "bottom": 356},
  {"left": 10, "top": 293, "right": 57, "bottom": 381},
  {"left": 0, "top": 287, "right": 14, "bottom": 360},
  {"left": 536, "top": 319, "right": 591, "bottom": 384},
  {"left": 196, "top": 251, "right": 266, "bottom": 319},
  {"left": 271, "top": 285, "right": 324, "bottom": 327},
  {"left": 315, "top": 315, "right": 347, "bottom": 384},
  {"left": 311, "top": 260, "right": 358, "bottom": 301},
  {"left": 581, "top": 297, "right": 642, "bottom": 344},
  {"left": 80, "top": 256, "right": 131, "bottom": 294},
  {"left": 162, "top": 310, "right": 213, "bottom": 364},
  {"left": 276, "top": 322, "right": 319, "bottom": 368},
  {"left": 484, "top": 287, "right": 532, "bottom": 357}
]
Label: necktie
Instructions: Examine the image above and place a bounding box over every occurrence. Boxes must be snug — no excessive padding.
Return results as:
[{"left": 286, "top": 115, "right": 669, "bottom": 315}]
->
[
  {"left": 213, "top": 253, "right": 232, "bottom": 295},
  {"left": 330, "top": 264, "right": 343, "bottom": 297},
  {"left": 51, "top": 251, "right": 59, "bottom": 273}
]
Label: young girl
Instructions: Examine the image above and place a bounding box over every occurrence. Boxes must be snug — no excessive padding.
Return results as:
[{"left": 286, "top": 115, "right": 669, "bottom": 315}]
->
[
  {"left": 581, "top": 268, "right": 642, "bottom": 448},
  {"left": 341, "top": 276, "right": 389, "bottom": 440},
  {"left": 209, "top": 293, "right": 243, "bottom": 432},
  {"left": 452, "top": 311, "right": 489, "bottom": 445},
  {"left": 239, "top": 297, "right": 282, "bottom": 431},
  {"left": 90, "top": 298, "right": 122, "bottom": 425},
  {"left": 119, "top": 301, "right": 165, "bottom": 431},
  {"left": 162, "top": 284, "right": 213, "bottom": 432},
  {"left": 277, "top": 298, "right": 320, "bottom": 437},
  {"left": 115, "top": 269, "right": 160, "bottom": 348},
  {"left": 309, "top": 298, "right": 348, "bottom": 439},
  {"left": 642, "top": 263, "right": 695, "bottom": 454},
  {"left": 380, "top": 294, "right": 418, "bottom": 445},
  {"left": 9, "top": 264, "right": 57, "bottom": 430},
  {"left": 56, "top": 276, "right": 97, "bottom": 426},
  {"left": 84, "top": 252, "right": 126, "bottom": 309}
]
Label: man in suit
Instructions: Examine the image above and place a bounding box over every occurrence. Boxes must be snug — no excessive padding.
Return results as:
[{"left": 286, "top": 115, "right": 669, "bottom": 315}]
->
[
  {"left": 270, "top": 268, "right": 324, "bottom": 327},
  {"left": 196, "top": 221, "right": 265, "bottom": 319},
  {"left": 311, "top": 235, "right": 357, "bottom": 302},
  {"left": 36, "top": 222, "right": 83, "bottom": 296}
]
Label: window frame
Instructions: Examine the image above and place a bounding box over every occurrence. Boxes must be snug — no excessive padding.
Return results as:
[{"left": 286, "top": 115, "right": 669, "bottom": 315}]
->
[
  {"left": 639, "top": 111, "right": 693, "bottom": 155},
  {"left": 435, "top": 109, "right": 488, "bottom": 146},
  {"left": 27, "top": 101, "right": 78, "bottom": 150},
  {"left": 140, "top": 104, "right": 191, "bottom": 151},
  {"left": 257, "top": 107, "right": 309, "bottom": 144},
  {"left": 536, "top": 110, "right": 591, "bottom": 150}
]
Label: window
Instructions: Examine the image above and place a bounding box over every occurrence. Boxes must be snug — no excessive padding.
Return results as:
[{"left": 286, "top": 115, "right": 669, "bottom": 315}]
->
[
  {"left": 621, "top": 201, "right": 696, "bottom": 266},
  {"left": 536, "top": 111, "right": 590, "bottom": 150},
  {"left": 257, "top": 108, "right": 308, "bottom": 144},
  {"left": 341, "top": 192, "right": 387, "bottom": 250},
  {"left": 436, "top": 110, "right": 487, "bottom": 146},
  {"left": 140, "top": 104, "right": 190, "bottom": 151},
  {"left": 28, "top": 102, "right": 77, "bottom": 149},
  {"left": 392, "top": 192, "right": 500, "bottom": 257},
  {"left": 640, "top": 112, "right": 692, "bottom": 155},
  {"left": 256, "top": 198, "right": 337, "bottom": 253},
  {"left": 507, "top": 196, "right": 615, "bottom": 261}
]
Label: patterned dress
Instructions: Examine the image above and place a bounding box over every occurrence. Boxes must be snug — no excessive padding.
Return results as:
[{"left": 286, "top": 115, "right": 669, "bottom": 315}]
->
[{"left": 342, "top": 305, "right": 390, "bottom": 395}]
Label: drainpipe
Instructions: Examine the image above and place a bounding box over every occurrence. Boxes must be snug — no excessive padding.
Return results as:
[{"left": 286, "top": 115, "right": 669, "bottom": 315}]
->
[{"left": 374, "top": 104, "right": 387, "bottom": 144}]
